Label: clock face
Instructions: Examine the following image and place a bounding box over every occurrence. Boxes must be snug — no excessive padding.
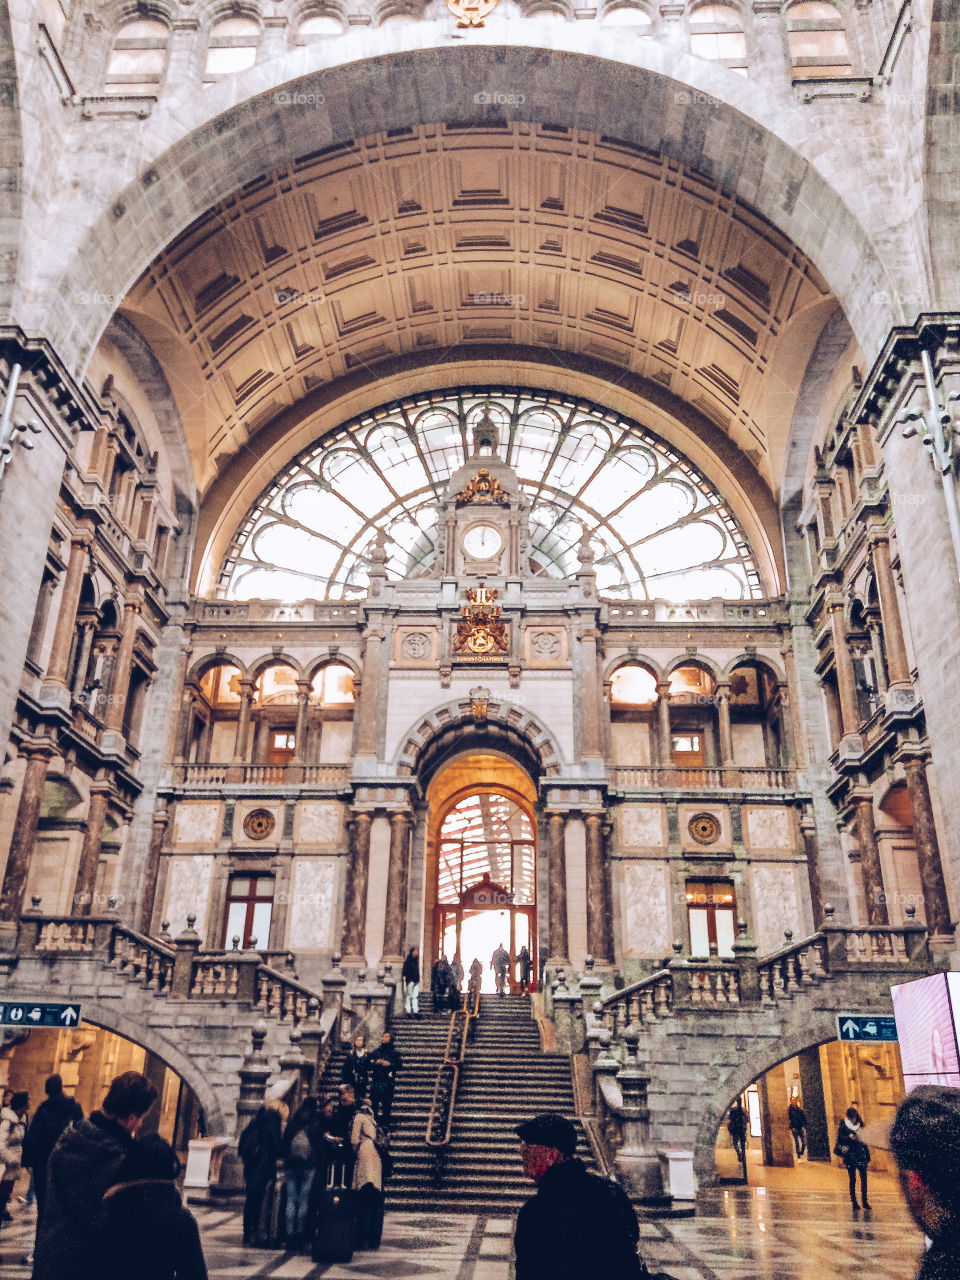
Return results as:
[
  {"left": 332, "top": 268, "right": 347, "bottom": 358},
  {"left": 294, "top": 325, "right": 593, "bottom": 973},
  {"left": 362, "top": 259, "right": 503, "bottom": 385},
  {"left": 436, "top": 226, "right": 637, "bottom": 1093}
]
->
[{"left": 463, "top": 523, "right": 503, "bottom": 559}]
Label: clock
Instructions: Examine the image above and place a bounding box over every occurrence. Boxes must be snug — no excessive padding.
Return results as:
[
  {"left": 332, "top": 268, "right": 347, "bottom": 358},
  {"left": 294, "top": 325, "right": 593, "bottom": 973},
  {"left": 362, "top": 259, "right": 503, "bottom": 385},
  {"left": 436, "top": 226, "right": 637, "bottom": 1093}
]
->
[{"left": 463, "top": 523, "right": 503, "bottom": 559}]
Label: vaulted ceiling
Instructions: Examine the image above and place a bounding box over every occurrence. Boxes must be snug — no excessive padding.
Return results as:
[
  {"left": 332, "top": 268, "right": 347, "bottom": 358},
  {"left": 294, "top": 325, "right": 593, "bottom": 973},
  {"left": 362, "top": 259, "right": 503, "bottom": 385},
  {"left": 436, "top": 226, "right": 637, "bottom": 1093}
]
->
[{"left": 121, "top": 121, "right": 835, "bottom": 510}]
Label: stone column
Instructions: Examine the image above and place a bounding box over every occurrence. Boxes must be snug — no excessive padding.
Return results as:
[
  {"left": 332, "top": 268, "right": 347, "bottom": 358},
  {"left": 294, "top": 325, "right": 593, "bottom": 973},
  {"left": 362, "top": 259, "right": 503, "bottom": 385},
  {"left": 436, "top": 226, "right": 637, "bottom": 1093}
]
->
[
  {"left": 355, "top": 628, "right": 384, "bottom": 758},
  {"left": 0, "top": 746, "right": 52, "bottom": 943},
  {"left": 855, "top": 797, "right": 888, "bottom": 925},
  {"left": 381, "top": 811, "right": 412, "bottom": 963},
  {"left": 584, "top": 814, "right": 613, "bottom": 963},
  {"left": 43, "top": 533, "right": 90, "bottom": 688},
  {"left": 104, "top": 598, "right": 140, "bottom": 734},
  {"left": 138, "top": 803, "right": 169, "bottom": 933},
  {"left": 902, "top": 757, "right": 952, "bottom": 937},
  {"left": 828, "top": 601, "right": 861, "bottom": 740},
  {"left": 578, "top": 628, "right": 602, "bottom": 759},
  {"left": 869, "top": 528, "right": 912, "bottom": 689},
  {"left": 72, "top": 787, "right": 110, "bottom": 915},
  {"left": 716, "top": 683, "right": 734, "bottom": 767},
  {"left": 656, "top": 681, "right": 672, "bottom": 767},
  {"left": 70, "top": 621, "right": 95, "bottom": 698},
  {"left": 292, "top": 681, "right": 311, "bottom": 763},
  {"left": 868, "top": 620, "right": 888, "bottom": 694},
  {"left": 776, "top": 681, "right": 798, "bottom": 769},
  {"left": 800, "top": 812, "right": 824, "bottom": 927},
  {"left": 341, "top": 812, "right": 373, "bottom": 963},
  {"left": 546, "top": 812, "right": 569, "bottom": 962},
  {"left": 233, "top": 679, "right": 255, "bottom": 762}
]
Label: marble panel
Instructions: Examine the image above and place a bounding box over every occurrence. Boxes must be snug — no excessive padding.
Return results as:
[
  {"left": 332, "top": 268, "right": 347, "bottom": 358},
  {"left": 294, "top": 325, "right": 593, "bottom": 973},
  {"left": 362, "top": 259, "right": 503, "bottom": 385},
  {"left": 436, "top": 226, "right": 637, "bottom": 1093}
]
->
[
  {"left": 286, "top": 859, "right": 336, "bottom": 950},
  {"left": 621, "top": 860, "right": 672, "bottom": 958},
  {"left": 296, "top": 800, "right": 344, "bottom": 846},
  {"left": 618, "top": 804, "right": 665, "bottom": 849},
  {"left": 611, "top": 721, "right": 652, "bottom": 766},
  {"left": 751, "top": 863, "right": 802, "bottom": 953},
  {"left": 745, "top": 806, "right": 793, "bottom": 850},
  {"left": 164, "top": 855, "right": 214, "bottom": 938},
  {"left": 172, "top": 802, "right": 221, "bottom": 847}
]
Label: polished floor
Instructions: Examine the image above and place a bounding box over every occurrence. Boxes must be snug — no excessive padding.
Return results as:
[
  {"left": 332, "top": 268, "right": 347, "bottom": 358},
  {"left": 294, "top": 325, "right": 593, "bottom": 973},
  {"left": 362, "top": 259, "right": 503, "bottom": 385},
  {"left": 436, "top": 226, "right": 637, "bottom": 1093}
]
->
[{"left": 2, "top": 1180, "right": 929, "bottom": 1280}]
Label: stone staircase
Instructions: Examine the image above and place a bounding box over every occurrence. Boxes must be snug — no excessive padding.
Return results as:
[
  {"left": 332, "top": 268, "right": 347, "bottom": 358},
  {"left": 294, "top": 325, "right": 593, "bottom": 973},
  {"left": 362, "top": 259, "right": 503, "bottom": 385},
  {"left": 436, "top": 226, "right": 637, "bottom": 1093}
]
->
[{"left": 316, "top": 992, "right": 591, "bottom": 1214}]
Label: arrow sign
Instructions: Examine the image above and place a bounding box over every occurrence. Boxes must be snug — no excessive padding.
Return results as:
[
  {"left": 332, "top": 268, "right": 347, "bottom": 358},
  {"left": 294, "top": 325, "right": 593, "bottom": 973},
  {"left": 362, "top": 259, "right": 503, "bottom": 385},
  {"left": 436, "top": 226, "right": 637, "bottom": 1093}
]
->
[
  {"left": 59, "top": 1007, "right": 79, "bottom": 1026},
  {"left": 0, "top": 1001, "right": 82, "bottom": 1029},
  {"left": 837, "top": 1013, "right": 898, "bottom": 1042}
]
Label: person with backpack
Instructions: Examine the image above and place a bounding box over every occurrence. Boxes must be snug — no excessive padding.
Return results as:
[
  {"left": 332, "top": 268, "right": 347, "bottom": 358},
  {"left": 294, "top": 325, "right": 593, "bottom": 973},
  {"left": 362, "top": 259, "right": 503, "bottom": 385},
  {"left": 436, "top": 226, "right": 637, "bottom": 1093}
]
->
[
  {"left": 0, "top": 1091, "right": 28, "bottom": 1225},
  {"left": 431, "top": 954, "right": 452, "bottom": 1012},
  {"left": 282, "top": 1097, "right": 321, "bottom": 1251},
  {"left": 238, "top": 1104, "right": 283, "bottom": 1247},
  {"left": 367, "top": 1032, "right": 403, "bottom": 1130},
  {"left": 491, "top": 943, "right": 511, "bottom": 996},
  {"left": 835, "top": 1105, "right": 871, "bottom": 1211},
  {"left": 517, "top": 946, "right": 533, "bottom": 994},
  {"left": 23, "top": 1076, "right": 82, "bottom": 1224}
]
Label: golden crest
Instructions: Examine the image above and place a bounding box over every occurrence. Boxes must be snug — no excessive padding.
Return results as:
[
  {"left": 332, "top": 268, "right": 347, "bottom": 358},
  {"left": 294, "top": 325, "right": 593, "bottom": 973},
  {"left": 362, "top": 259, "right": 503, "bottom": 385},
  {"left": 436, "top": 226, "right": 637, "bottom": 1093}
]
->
[
  {"left": 455, "top": 468, "right": 509, "bottom": 506},
  {"left": 453, "top": 584, "right": 510, "bottom": 657},
  {"left": 446, "top": 0, "right": 500, "bottom": 26}
]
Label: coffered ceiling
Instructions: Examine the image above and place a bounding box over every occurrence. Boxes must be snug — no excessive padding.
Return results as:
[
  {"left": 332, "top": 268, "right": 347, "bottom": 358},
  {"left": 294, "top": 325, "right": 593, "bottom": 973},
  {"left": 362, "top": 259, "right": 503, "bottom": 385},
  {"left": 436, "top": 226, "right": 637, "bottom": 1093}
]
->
[{"left": 121, "top": 121, "right": 834, "bottom": 504}]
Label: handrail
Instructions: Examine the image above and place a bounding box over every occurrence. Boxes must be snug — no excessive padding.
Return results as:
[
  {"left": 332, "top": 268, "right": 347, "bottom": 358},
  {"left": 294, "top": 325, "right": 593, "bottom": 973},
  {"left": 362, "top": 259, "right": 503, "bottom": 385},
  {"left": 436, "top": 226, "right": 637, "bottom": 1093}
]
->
[{"left": 425, "top": 999, "right": 475, "bottom": 1184}]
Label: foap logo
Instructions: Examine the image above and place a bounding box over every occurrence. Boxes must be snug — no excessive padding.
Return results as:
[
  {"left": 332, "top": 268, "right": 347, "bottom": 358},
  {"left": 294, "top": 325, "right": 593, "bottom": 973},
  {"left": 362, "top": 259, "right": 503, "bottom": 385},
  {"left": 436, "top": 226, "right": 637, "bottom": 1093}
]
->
[
  {"left": 274, "top": 90, "right": 326, "bottom": 107},
  {"left": 471, "top": 291, "right": 526, "bottom": 307},
  {"left": 473, "top": 90, "right": 526, "bottom": 106}
]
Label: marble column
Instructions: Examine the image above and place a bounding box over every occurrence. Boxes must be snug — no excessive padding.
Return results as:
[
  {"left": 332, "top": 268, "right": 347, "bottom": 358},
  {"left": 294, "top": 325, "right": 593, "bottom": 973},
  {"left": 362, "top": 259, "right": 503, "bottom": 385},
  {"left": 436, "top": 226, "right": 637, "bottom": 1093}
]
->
[
  {"left": 716, "top": 683, "right": 734, "bottom": 767},
  {"left": 828, "top": 602, "right": 861, "bottom": 739},
  {"left": 341, "top": 812, "right": 373, "bottom": 962},
  {"left": 855, "top": 798, "right": 888, "bottom": 925},
  {"left": 868, "top": 620, "right": 889, "bottom": 694},
  {"left": 44, "top": 534, "right": 90, "bottom": 687},
  {"left": 70, "top": 621, "right": 95, "bottom": 698},
  {"left": 233, "top": 680, "right": 255, "bottom": 762},
  {"left": 869, "top": 528, "right": 912, "bottom": 688},
  {"left": 800, "top": 813, "right": 824, "bottom": 927},
  {"left": 138, "top": 803, "right": 169, "bottom": 933},
  {"left": 656, "top": 682, "right": 672, "bottom": 767},
  {"left": 546, "top": 813, "right": 569, "bottom": 961},
  {"left": 902, "top": 757, "right": 952, "bottom": 937},
  {"left": 292, "top": 681, "right": 311, "bottom": 763},
  {"left": 381, "top": 811, "right": 412, "bottom": 962},
  {"left": 0, "top": 747, "right": 52, "bottom": 938},
  {"left": 355, "top": 629, "right": 384, "bottom": 757},
  {"left": 72, "top": 788, "right": 110, "bottom": 915},
  {"left": 584, "top": 814, "right": 613, "bottom": 963},
  {"left": 578, "top": 629, "right": 602, "bottom": 758},
  {"left": 104, "top": 599, "right": 140, "bottom": 733}
]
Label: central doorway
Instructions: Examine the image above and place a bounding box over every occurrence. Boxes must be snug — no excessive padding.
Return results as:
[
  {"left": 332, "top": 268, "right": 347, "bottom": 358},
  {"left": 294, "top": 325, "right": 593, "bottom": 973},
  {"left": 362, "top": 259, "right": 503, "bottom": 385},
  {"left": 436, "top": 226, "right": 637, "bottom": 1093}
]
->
[{"left": 426, "top": 756, "right": 538, "bottom": 993}]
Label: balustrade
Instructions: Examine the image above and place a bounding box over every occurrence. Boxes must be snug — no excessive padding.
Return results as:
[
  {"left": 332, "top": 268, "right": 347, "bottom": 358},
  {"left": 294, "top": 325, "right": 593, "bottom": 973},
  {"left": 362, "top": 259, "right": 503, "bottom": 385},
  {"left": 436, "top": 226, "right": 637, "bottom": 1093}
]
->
[
  {"left": 610, "top": 765, "right": 795, "bottom": 791},
  {"left": 177, "top": 761, "right": 350, "bottom": 786}
]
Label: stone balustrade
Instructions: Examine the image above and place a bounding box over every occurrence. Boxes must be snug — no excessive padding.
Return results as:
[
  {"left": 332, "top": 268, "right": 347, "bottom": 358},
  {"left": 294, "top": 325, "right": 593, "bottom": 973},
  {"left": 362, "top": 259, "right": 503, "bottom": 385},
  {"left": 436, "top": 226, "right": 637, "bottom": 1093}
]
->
[{"left": 176, "top": 761, "right": 351, "bottom": 787}]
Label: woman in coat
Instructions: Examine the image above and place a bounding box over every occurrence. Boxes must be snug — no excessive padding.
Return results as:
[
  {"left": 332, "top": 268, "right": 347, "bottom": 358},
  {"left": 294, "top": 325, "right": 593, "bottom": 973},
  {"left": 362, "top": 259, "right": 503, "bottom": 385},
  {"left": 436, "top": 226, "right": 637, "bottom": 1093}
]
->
[
  {"left": 402, "top": 947, "right": 420, "bottom": 1016},
  {"left": 0, "top": 1091, "right": 28, "bottom": 1224},
  {"left": 835, "top": 1105, "right": 871, "bottom": 1210},
  {"left": 238, "top": 1103, "right": 283, "bottom": 1246},
  {"left": 350, "top": 1102, "right": 383, "bottom": 1250},
  {"left": 92, "top": 1135, "right": 207, "bottom": 1280}
]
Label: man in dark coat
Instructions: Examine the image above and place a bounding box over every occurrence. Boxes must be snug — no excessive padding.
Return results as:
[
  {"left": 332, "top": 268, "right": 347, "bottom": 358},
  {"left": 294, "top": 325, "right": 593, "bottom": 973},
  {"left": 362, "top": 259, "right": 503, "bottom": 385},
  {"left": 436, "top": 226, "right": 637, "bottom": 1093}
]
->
[
  {"left": 517, "top": 946, "right": 533, "bottom": 994},
  {"left": 491, "top": 943, "right": 511, "bottom": 995},
  {"left": 342, "top": 1035, "right": 370, "bottom": 1101},
  {"left": 238, "top": 1103, "right": 283, "bottom": 1247},
  {"left": 22, "top": 1076, "right": 82, "bottom": 1222},
  {"left": 892, "top": 1086, "right": 960, "bottom": 1279},
  {"left": 513, "top": 1113, "right": 648, "bottom": 1280},
  {"left": 787, "top": 1100, "right": 807, "bottom": 1157},
  {"left": 368, "top": 1031, "right": 403, "bottom": 1129},
  {"left": 431, "top": 954, "right": 452, "bottom": 1011},
  {"left": 90, "top": 1134, "right": 207, "bottom": 1280},
  {"left": 727, "top": 1099, "right": 748, "bottom": 1167},
  {"left": 33, "top": 1070, "right": 158, "bottom": 1280}
]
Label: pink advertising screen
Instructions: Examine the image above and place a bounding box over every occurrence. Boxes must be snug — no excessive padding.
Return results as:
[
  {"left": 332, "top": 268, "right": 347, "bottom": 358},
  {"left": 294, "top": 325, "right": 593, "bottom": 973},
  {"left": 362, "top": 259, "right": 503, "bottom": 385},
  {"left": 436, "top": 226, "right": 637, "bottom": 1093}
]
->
[{"left": 891, "top": 973, "right": 960, "bottom": 1091}]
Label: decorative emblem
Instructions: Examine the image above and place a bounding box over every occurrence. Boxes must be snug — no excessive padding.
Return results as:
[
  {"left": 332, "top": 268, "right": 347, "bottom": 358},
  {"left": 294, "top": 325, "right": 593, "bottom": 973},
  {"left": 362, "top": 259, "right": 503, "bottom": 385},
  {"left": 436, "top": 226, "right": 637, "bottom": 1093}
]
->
[
  {"left": 243, "top": 808, "right": 276, "bottom": 841},
  {"left": 453, "top": 584, "right": 510, "bottom": 657},
  {"left": 446, "top": 0, "right": 500, "bottom": 26},
  {"left": 689, "top": 813, "right": 721, "bottom": 845},
  {"left": 401, "top": 631, "right": 431, "bottom": 660},
  {"left": 530, "top": 630, "right": 562, "bottom": 659},
  {"left": 455, "top": 468, "right": 509, "bottom": 507},
  {"left": 470, "top": 686, "right": 489, "bottom": 721}
]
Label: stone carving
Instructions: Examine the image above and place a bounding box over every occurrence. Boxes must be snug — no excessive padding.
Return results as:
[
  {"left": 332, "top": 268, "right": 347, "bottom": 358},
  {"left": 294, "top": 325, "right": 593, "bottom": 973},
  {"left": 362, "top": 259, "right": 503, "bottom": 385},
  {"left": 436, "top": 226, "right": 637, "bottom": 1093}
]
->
[
  {"left": 401, "top": 631, "right": 431, "bottom": 660},
  {"left": 243, "top": 808, "right": 276, "bottom": 841},
  {"left": 688, "top": 812, "right": 721, "bottom": 845},
  {"left": 529, "top": 630, "right": 562, "bottom": 659},
  {"left": 455, "top": 468, "right": 509, "bottom": 506},
  {"left": 453, "top": 584, "right": 509, "bottom": 656}
]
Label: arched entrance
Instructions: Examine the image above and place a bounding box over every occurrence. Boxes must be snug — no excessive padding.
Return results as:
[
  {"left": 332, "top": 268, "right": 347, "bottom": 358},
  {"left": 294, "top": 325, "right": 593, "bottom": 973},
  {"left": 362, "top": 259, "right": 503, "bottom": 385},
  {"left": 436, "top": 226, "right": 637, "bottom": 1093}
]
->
[{"left": 425, "top": 754, "right": 538, "bottom": 993}]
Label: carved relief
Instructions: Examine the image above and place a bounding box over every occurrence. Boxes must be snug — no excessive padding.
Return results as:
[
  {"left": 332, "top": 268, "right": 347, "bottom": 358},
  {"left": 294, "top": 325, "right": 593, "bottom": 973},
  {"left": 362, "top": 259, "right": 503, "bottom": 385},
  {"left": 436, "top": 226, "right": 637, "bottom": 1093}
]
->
[
  {"left": 453, "top": 584, "right": 509, "bottom": 657},
  {"left": 526, "top": 628, "right": 565, "bottom": 665},
  {"left": 688, "top": 812, "right": 721, "bottom": 845},
  {"left": 242, "top": 808, "right": 276, "bottom": 841},
  {"left": 455, "top": 468, "right": 510, "bottom": 506},
  {"left": 401, "top": 631, "right": 430, "bottom": 659}
]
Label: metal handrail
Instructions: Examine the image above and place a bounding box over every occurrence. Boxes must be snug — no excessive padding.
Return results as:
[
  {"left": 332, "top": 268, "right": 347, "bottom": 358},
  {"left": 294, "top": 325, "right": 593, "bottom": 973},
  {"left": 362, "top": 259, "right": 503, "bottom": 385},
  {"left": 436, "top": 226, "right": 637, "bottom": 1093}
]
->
[{"left": 424, "top": 995, "right": 477, "bottom": 1183}]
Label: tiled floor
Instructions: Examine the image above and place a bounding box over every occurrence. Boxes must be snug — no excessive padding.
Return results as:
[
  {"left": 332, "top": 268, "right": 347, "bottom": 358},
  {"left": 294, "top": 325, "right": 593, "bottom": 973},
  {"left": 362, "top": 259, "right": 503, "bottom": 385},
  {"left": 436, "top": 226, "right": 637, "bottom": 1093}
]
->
[{"left": 2, "top": 1182, "right": 929, "bottom": 1278}]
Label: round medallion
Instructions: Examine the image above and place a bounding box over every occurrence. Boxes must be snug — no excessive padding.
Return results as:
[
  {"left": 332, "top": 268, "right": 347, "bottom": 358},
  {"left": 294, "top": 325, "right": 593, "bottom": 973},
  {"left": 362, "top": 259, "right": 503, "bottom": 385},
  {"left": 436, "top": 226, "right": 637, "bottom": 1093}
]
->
[
  {"left": 466, "top": 629, "right": 496, "bottom": 655},
  {"left": 401, "top": 631, "right": 430, "bottom": 659},
  {"left": 688, "top": 813, "right": 721, "bottom": 845},
  {"left": 530, "top": 630, "right": 562, "bottom": 659},
  {"left": 243, "top": 808, "right": 276, "bottom": 841},
  {"left": 463, "top": 523, "right": 503, "bottom": 559}
]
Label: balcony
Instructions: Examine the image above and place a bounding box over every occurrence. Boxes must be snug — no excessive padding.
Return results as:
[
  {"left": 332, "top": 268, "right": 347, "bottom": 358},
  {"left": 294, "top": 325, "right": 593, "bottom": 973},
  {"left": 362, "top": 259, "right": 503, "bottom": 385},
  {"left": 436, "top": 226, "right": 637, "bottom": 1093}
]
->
[
  {"left": 173, "top": 762, "right": 351, "bottom": 788},
  {"left": 609, "top": 765, "right": 797, "bottom": 792}
]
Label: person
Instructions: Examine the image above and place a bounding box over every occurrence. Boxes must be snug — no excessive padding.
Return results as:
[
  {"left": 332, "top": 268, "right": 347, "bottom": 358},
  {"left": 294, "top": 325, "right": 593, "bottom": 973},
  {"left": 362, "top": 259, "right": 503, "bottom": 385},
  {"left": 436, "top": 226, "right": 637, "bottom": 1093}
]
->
[
  {"left": 0, "top": 1092, "right": 28, "bottom": 1224},
  {"left": 22, "top": 1075, "right": 82, "bottom": 1223},
  {"left": 890, "top": 1085, "right": 960, "bottom": 1279},
  {"left": 491, "top": 943, "right": 511, "bottom": 996},
  {"left": 33, "top": 1070, "right": 158, "bottom": 1280},
  {"left": 518, "top": 945, "right": 533, "bottom": 994},
  {"left": 342, "top": 1035, "right": 369, "bottom": 1101},
  {"left": 238, "top": 1103, "right": 283, "bottom": 1248},
  {"left": 513, "top": 1113, "right": 647, "bottom": 1279},
  {"left": 727, "top": 1099, "right": 748, "bottom": 1168},
  {"left": 449, "top": 955, "right": 464, "bottom": 1009},
  {"left": 401, "top": 946, "right": 420, "bottom": 1016},
  {"left": 835, "top": 1105, "right": 871, "bottom": 1210},
  {"left": 431, "top": 953, "right": 452, "bottom": 1011},
  {"left": 367, "top": 1032, "right": 403, "bottom": 1129},
  {"left": 788, "top": 1098, "right": 807, "bottom": 1158},
  {"left": 281, "top": 1096, "right": 321, "bottom": 1251},
  {"left": 90, "top": 1134, "right": 207, "bottom": 1280},
  {"left": 350, "top": 1101, "right": 383, "bottom": 1251},
  {"left": 468, "top": 957, "right": 483, "bottom": 1000}
]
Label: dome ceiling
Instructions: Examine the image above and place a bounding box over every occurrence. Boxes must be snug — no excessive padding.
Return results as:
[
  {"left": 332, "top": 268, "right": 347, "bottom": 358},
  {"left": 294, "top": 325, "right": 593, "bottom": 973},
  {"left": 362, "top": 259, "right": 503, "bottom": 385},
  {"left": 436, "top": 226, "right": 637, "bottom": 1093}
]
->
[{"left": 121, "top": 121, "right": 834, "bottom": 506}]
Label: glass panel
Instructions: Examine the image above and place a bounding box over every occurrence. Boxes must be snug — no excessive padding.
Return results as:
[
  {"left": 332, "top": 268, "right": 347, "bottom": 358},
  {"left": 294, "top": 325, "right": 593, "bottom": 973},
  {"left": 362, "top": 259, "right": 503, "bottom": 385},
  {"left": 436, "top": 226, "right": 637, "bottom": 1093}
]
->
[
  {"left": 252, "top": 877, "right": 275, "bottom": 900},
  {"left": 691, "top": 30, "right": 746, "bottom": 58},
  {"left": 250, "top": 902, "right": 272, "bottom": 947},
  {"left": 229, "top": 878, "right": 251, "bottom": 899},
  {"left": 225, "top": 902, "right": 247, "bottom": 946},
  {"left": 205, "top": 46, "right": 257, "bottom": 76},
  {"left": 689, "top": 908, "right": 710, "bottom": 958},
  {"left": 107, "top": 48, "right": 166, "bottom": 76},
  {"left": 715, "top": 908, "right": 736, "bottom": 958},
  {"left": 300, "top": 14, "right": 344, "bottom": 33}
]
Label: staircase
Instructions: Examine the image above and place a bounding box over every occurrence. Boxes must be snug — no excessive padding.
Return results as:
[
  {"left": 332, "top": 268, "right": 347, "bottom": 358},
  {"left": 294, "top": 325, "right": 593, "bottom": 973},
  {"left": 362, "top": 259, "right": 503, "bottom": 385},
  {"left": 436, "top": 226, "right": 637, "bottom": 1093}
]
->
[{"left": 391, "top": 993, "right": 591, "bottom": 1213}]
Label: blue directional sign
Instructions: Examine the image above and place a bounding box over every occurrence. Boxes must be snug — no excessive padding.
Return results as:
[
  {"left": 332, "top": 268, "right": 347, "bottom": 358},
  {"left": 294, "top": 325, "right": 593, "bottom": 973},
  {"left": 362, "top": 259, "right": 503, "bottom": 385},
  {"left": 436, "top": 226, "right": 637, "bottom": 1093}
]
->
[
  {"left": 837, "top": 1014, "right": 898, "bottom": 1042},
  {"left": 0, "top": 1001, "right": 81, "bottom": 1029}
]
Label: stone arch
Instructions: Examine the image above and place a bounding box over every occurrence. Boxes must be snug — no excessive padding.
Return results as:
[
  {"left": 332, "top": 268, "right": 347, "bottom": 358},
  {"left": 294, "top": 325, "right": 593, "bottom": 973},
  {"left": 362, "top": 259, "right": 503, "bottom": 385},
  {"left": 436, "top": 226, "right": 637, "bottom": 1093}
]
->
[
  {"left": 603, "top": 654, "right": 664, "bottom": 683},
  {"left": 305, "top": 653, "right": 360, "bottom": 684},
  {"left": 28, "top": 38, "right": 920, "bottom": 373},
  {"left": 724, "top": 652, "right": 786, "bottom": 684},
  {"left": 664, "top": 653, "right": 722, "bottom": 683},
  {"left": 395, "top": 694, "right": 567, "bottom": 780},
  {"left": 248, "top": 653, "right": 305, "bottom": 682},
  {"left": 72, "top": 999, "right": 229, "bottom": 1137},
  {"left": 186, "top": 652, "right": 248, "bottom": 685}
]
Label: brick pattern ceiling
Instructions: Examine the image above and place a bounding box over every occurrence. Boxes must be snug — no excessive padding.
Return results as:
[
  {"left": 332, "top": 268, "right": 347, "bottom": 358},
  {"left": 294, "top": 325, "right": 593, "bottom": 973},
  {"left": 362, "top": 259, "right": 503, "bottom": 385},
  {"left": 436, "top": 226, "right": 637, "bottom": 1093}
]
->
[{"left": 123, "top": 122, "right": 832, "bottom": 497}]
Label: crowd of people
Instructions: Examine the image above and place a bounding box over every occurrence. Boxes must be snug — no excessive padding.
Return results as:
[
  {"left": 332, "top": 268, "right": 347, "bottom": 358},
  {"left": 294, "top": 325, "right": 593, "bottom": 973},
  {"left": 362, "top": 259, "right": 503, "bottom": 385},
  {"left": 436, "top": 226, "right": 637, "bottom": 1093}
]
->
[{"left": 418, "top": 943, "right": 535, "bottom": 1012}]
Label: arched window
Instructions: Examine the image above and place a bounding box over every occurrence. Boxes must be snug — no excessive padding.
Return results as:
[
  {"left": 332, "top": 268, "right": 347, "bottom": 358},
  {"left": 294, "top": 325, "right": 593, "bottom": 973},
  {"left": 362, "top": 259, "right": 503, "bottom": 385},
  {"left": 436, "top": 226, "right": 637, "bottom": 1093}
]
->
[
  {"left": 689, "top": 4, "right": 747, "bottom": 73},
  {"left": 204, "top": 16, "right": 260, "bottom": 79},
  {"left": 786, "top": 1, "right": 851, "bottom": 78},
  {"left": 611, "top": 664, "right": 658, "bottom": 707},
  {"left": 297, "top": 12, "right": 345, "bottom": 38},
  {"left": 309, "top": 663, "right": 355, "bottom": 763},
  {"left": 104, "top": 18, "right": 169, "bottom": 96},
  {"left": 604, "top": 4, "right": 653, "bottom": 27}
]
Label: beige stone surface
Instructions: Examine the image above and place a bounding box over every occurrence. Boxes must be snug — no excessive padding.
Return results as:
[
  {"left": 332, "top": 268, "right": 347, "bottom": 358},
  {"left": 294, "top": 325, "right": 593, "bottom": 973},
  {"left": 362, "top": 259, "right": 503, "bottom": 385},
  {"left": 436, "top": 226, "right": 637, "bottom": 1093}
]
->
[
  {"left": 621, "top": 860, "right": 673, "bottom": 958},
  {"left": 286, "top": 858, "right": 336, "bottom": 950},
  {"left": 619, "top": 804, "right": 666, "bottom": 850},
  {"left": 163, "top": 855, "right": 215, "bottom": 938},
  {"left": 297, "top": 801, "right": 344, "bottom": 846},
  {"left": 745, "top": 807, "right": 793, "bottom": 850},
  {"left": 172, "top": 803, "right": 221, "bottom": 848},
  {"left": 751, "top": 863, "right": 803, "bottom": 953}
]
